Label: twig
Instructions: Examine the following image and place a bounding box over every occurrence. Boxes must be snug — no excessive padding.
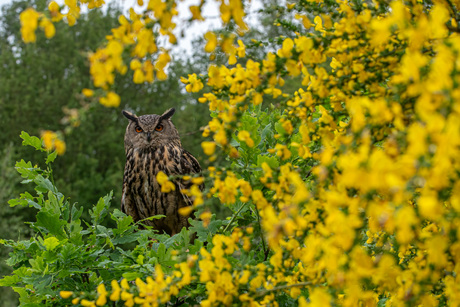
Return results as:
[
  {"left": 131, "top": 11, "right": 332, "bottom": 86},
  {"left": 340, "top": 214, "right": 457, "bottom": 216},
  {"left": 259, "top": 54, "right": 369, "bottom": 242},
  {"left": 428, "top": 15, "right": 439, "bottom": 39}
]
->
[
  {"left": 223, "top": 202, "right": 248, "bottom": 233},
  {"left": 182, "top": 129, "right": 204, "bottom": 136}
]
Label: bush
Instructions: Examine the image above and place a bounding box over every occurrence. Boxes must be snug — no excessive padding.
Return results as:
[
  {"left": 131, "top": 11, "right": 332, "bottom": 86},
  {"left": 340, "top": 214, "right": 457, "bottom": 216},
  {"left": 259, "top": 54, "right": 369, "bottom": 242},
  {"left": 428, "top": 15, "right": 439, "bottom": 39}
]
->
[{"left": 3, "top": 0, "right": 460, "bottom": 306}]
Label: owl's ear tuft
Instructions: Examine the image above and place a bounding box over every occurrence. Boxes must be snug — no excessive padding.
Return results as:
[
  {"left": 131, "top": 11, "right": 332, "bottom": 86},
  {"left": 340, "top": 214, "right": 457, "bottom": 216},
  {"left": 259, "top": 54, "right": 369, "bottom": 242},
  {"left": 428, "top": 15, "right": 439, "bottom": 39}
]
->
[
  {"left": 160, "top": 108, "right": 175, "bottom": 120},
  {"left": 123, "top": 110, "right": 138, "bottom": 122}
]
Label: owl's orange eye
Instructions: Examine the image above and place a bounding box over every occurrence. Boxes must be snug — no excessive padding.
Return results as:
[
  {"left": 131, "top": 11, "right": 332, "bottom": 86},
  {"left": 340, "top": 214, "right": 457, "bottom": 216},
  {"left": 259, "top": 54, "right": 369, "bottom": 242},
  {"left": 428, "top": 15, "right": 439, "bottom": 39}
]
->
[
  {"left": 135, "top": 126, "right": 143, "bottom": 133},
  {"left": 155, "top": 124, "right": 164, "bottom": 132}
]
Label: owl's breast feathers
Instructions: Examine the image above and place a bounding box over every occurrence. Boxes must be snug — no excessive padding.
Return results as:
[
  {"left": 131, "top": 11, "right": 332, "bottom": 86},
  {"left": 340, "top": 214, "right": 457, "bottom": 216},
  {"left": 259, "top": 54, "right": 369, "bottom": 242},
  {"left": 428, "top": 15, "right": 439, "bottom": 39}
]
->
[{"left": 121, "top": 143, "right": 202, "bottom": 235}]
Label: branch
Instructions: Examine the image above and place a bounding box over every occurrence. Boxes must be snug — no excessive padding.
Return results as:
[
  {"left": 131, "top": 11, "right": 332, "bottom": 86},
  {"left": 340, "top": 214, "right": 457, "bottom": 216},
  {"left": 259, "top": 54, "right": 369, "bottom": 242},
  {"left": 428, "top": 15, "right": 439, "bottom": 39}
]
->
[{"left": 223, "top": 201, "right": 248, "bottom": 233}]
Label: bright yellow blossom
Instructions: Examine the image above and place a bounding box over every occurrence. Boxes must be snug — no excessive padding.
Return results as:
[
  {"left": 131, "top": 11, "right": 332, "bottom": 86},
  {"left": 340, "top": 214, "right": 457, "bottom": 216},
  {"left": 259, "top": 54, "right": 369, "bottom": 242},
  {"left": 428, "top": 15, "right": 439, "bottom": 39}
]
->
[
  {"left": 156, "top": 171, "right": 176, "bottom": 193},
  {"left": 20, "top": 8, "right": 40, "bottom": 43},
  {"left": 181, "top": 73, "right": 204, "bottom": 92},
  {"left": 60, "top": 291, "right": 73, "bottom": 299},
  {"left": 99, "top": 91, "right": 121, "bottom": 108}
]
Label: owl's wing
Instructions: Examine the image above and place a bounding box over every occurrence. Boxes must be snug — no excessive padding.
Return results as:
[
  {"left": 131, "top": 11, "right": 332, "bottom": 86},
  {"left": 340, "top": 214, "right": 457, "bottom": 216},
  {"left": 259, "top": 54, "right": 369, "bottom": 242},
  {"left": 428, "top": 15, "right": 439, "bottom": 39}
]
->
[
  {"left": 121, "top": 182, "right": 140, "bottom": 222},
  {"left": 181, "top": 150, "right": 202, "bottom": 175},
  {"left": 176, "top": 150, "right": 204, "bottom": 207},
  {"left": 121, "top": 156, "right": 141, "bottom": 222}
]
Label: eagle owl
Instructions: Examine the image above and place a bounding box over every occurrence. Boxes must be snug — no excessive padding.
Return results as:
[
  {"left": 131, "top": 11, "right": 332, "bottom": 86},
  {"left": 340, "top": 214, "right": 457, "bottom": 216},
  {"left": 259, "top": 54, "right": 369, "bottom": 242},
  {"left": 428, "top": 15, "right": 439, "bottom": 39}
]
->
[{"left": 121, "top": 108, "right": 202, "bottom": 236}]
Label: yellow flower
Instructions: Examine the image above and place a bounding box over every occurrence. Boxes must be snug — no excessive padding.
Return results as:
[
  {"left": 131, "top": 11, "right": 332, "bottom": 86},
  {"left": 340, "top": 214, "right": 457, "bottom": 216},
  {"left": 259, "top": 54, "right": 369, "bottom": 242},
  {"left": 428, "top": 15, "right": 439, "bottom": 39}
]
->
[
  {"left": 178, "top": 206, "right": 194, "bottom": 216},
  {"left": 314, "top": 15, "right": 323, "bottom": 32},
  {"left": 155, "top": 52, "right": 171, "bottom": 81},
  {"left": 237, "top": 130, "right": 254, "bottom": 147},
  {"left": 181, "top": 74, "right": 204, "bottom": 92},
  {"left": 236, "top": 39, "right": 245, "bottom": 57},
  {"left": 54, "top": 139, "right": 66, "bottom": 155},
  {"left": 156, "top": 171, "right": 176, "bottom": 193},
  {"left": 80, "top": 299, "right": 96, "bottom": 307},
  {"left": 200, "top": 211, "right": 212, "bottom": 227},
  {"left": 130, "top": 59, "right": 142, "bottom": 70},
  {"left": 202, "top": 141, "right": 216, "bottom": 156},
  {"left": 277, "top": 38, "right": 294, "bottom": 58},
  {"left": 39, "top": 17, "right": 56, "bottom": 39},
  {"left": 120, "top": 278, "right": 129, "bottom": 289},
  {"left": 41, "top": 130, "right": 66, "bottom": 155},
  {"left": 190, "top": 5, "right": 204, "bottom": 21},
  {"left": 99, "top": 91, "right": 121, "bottom": 108},
  {"left": 60, "top": 291, "right": 73, "bottom": 299},
  {"left": 281, "top": 119, "right": 294, "bottom": 134},
  {"left": 133, "top": 69, "right": 145, "bottom": 84},
  {"left": 82, "top": 88, "right": 94, "bottom": 97},
  {"left": 204, "top": 31, "right": 218, "bottom": 53},
  {"left": 121, "top": 291, "right": 134, "bottom": 306},
  {"left": 20, "top": 8, "right": 40, "bottom": 43},
  {"left": 41, "top": 130, "right": 56, "bottom": 151},
  {"left": 110, "top": 280, "right": 121, "bottom": 301},
  {"left": 96, "top": 283, "right": 108, "bottom": 306},
  {"left": 252, "top": 92, "right": 263, "bottom": 105},
  {"left": 48, "top": 1, "right": 63, "bottom": 22}
]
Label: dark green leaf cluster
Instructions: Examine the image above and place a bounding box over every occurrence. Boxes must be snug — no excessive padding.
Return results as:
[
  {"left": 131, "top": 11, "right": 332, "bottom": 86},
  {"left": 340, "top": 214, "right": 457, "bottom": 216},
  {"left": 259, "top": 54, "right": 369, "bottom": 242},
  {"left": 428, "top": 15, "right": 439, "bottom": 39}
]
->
[{"left": 0, "top": 133, "right": 203, "bottom": 305}]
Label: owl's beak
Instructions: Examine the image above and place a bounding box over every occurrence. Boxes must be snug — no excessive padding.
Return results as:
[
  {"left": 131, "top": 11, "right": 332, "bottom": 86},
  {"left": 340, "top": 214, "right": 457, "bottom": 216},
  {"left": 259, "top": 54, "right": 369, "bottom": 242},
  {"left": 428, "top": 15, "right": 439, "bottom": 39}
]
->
[{"left": 147, "top": 132, "right": 151, "bottom": 142}]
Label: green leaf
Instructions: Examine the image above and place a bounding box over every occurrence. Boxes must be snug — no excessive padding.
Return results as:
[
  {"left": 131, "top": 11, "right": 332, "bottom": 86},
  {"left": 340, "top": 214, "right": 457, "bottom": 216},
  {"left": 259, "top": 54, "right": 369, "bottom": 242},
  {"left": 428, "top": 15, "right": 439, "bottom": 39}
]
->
[
  {"left": 43, "top": 237, "right": 60, "bottom": 251},
  {"left": 15, "top": 159, "right": 37, "bottom": 180},
  {"left": 122, "top": 271, "right": 143, "bottom": 281},
  {"left": 20, "top": 131, "right": 44, "bottom": 151},
  {"left": 275, "top": 121, "right": 286, "bottom": 135},
  {"left": 35, "top": 211, "right": 67, "bottom": 239},
  {"left": 68, "top": 220, "right": 84, "bottom": 244},
  {"left": 71, "top": 204, "right": 84, "bottom": 221},
  {"left": 29, "top": 256, "right": 46, "bottom": 273},
  {"left": 8, "top": 198, "right": 28, "bottom": 208},
  {"left": 157, "top": 242, "right": 166, "bottom": 256},
  {"left": 111, "top": 209, "right": 134, "bottom": 234},
  {"left": 189, "top": 217, "right": 223, "bottom": 242},
  {"left": 257, "top": 155, "right": 279, "bottom": 169},
  {"left": 0, "top": 275, "right": 20, "bottom": 287},
  {"left": 90, "top": 191, "right": 113, "bottom": 224},
  {"left": 261, "top": 123, "right": 274, "bottom": 145},
  {"left": 45, "top": 191, "right": 61, "bottom": 215},
  {"left": 112, "top": 232, "right": 140, "bottom": 244},
  {"left": 34, "top": 175, "right": 56, "bottom": 193},
  {"left": 45, "top": 151, "right": 58, "bottom": 164}
]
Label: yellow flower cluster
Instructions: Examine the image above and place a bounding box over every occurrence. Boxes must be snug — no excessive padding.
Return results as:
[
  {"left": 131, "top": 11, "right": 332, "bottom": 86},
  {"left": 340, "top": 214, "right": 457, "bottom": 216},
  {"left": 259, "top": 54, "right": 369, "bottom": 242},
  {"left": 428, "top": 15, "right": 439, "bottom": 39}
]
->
[
  {"left": 180, "top": 74, "right": 204, "bottom": 93},
  {"left": 156, "top": 171, "right": 175, "bottom": 193},
  {"left": 192, "top": 0, "right": 460, "bottom": 305},
  {"left": 61, "top": 260, "right": 200, "bottom": 306},
  {"left": 19, "top": 8, "right": 55, "bottom": 43},
  {"left": 40, "top": 130, "right": 66, "bottom": 155},
  {"left": 204, "top": 32, "right": 246, "bottom": 65},
  {"left": 86, "top": 1, "right": 176, "bottom": 101}
]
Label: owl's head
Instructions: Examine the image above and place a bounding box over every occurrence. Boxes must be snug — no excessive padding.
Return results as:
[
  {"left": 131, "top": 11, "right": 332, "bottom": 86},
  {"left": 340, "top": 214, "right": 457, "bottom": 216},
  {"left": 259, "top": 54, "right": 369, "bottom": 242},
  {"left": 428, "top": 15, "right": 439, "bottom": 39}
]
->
[{"left": 123, "top": 108, "right": 180, "bottom": 151}]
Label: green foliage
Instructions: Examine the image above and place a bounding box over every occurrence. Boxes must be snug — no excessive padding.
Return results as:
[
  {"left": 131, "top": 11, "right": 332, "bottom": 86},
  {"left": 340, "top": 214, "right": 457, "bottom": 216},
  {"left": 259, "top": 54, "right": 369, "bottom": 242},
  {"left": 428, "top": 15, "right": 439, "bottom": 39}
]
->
[{"left": 1, "top": 133, "right": 207, "bottom": 305}]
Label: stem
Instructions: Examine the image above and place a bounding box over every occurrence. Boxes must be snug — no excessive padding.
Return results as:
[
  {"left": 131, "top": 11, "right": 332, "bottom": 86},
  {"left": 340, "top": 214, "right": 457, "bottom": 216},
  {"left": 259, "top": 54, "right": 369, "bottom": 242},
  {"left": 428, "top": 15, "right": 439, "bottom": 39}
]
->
[
  {"left": 254, "top": 205, "right": 269, "bottom": 261},
  {"left": 254, "top": 282, "right": 312, "bottom": 298},
  {"left": 47, "top": 162, "right": 56, "bottom": 192},
  {"left": 223, "top": 202, "right": 248, "bottom": 233}
]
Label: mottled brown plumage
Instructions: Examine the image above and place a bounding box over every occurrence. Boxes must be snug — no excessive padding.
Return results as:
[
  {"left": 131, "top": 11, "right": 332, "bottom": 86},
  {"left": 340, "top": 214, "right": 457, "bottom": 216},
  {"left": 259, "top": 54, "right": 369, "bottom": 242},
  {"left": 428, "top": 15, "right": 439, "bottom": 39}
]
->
[{"left": 121, "top": 108, "right": 202, "bottom": 236}]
